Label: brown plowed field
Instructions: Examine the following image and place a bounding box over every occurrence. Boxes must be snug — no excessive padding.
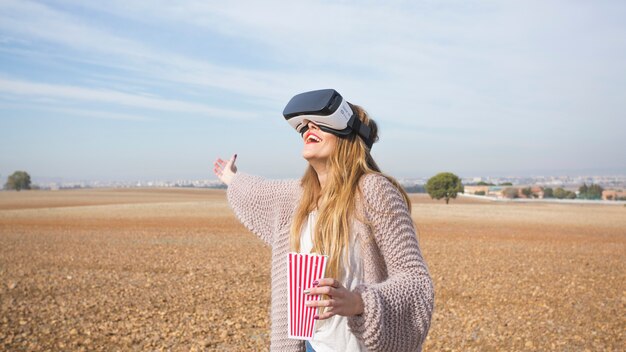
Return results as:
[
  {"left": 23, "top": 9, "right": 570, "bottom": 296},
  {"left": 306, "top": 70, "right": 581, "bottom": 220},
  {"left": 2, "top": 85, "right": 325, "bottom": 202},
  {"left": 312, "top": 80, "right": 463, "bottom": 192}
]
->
[{"left": 1, "top": 189, "right": 624, "bottom": 351}]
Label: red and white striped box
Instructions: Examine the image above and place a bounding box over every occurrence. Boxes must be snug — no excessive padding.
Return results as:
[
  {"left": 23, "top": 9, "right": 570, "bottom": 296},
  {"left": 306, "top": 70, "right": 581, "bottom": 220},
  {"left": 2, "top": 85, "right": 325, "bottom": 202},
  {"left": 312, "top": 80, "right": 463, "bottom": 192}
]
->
[{"left": 287, "top": 252, "right": 328, "bottom": 340}]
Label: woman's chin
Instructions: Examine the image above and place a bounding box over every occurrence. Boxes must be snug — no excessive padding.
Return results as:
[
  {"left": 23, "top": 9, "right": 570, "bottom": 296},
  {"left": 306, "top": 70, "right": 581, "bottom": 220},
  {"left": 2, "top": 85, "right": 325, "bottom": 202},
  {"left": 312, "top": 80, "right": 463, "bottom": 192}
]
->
[
  {"left": 302, "top": 151, "right": 324, "bottom": 163},
  {"left": 302, "top": 147, "right": 315, "bottom": 160}
]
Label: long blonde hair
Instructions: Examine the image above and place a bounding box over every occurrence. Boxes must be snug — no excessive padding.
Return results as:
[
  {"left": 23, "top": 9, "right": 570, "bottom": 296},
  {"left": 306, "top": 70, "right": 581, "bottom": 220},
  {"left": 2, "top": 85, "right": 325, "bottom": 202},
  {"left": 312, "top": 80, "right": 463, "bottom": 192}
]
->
[{"left": 290, "top": 104, "right": 412, "bottom": 281}]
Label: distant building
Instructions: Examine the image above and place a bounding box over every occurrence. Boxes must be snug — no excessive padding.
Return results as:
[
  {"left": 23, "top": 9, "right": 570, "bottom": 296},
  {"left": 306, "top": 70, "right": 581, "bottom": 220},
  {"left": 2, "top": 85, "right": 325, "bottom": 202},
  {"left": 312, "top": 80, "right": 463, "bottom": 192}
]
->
[
  {"left": 463, "top": 185, "right": 506, "bottom": 198},
  {"left": 464, "top": 185, "right": 490, "bottom": 195},
  {"left": 464, "top": 185, "right": 545, "bottom": 199},
  {"left": 517, "top": 186, "right": 545, "bottom": 199},
  {"left": 602, "top": 190, "right": 626, "bottom": 201}
]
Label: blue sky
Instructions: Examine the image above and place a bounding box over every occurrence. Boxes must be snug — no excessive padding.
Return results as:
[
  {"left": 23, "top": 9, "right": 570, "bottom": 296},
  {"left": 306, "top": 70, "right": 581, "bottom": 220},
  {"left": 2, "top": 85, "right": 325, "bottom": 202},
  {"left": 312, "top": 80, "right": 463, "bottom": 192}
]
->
[{"left": 1, "top": 0, "right": 625, "bottom": 182}]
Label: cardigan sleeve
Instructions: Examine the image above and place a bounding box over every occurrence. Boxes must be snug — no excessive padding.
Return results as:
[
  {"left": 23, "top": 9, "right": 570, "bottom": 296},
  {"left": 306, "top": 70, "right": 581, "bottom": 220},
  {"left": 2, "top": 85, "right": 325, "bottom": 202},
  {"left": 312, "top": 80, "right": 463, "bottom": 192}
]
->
[
  {"left": 226, "top": 172, "right": 300, "bottom": 246},
  {"left": 347, "top": 174, "right": 434, "bottom": 352}
]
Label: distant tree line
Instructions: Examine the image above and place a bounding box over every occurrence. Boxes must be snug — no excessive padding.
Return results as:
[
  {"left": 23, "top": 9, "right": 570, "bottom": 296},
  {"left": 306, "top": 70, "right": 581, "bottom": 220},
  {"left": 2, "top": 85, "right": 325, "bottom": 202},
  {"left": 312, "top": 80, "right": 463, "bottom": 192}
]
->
[
  {"left": 546, "top": 187, "right": 576, "bottom": 199},
  {"left": 468, "top": 181, "right": 512, "bottom": 186},
  {"left": 402, "top": 184, "right": 426, "bottom": 193},
  {"left": 541, "top": 183, "right": 604, "bottom": 200},
  {"left": 577, "top": 183, "right": 603, "bottom": 200},
  {"left": 423, "top": 172, "right": 615, "bottom": 203},
  {"left": 465, "top": 179, "right": 616, "bottom": 201}
]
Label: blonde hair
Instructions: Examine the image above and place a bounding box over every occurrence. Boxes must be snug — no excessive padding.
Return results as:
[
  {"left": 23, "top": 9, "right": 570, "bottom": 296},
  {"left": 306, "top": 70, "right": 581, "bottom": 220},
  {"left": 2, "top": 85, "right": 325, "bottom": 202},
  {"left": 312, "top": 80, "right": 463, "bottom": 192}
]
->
[{"left": 289, "top": 104, "right": 412, "bottom": 282}]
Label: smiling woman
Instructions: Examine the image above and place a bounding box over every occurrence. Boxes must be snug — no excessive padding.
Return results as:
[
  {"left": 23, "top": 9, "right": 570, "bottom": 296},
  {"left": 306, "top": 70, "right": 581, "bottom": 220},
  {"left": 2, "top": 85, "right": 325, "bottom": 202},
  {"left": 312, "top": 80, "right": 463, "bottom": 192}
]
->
[
  {"left": 301, "top": 124, "right": 337, "bottom": 171},
  {"left": 213, "top": 89, "right": 433, "bottom": 352}
]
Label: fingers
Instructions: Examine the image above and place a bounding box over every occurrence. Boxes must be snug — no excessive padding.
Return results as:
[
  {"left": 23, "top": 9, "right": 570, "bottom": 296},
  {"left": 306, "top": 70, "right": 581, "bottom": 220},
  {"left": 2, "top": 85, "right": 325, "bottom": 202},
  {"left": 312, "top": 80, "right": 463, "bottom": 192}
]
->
[
  {"left": 314, "top": 310, "right": 336, "bottom": 320},
  {"left": 304, "top": 285, "right": 338, "bottom": 297},
  {"left": 212, "top": 158, "right": 229, "bottom": 174},
  {"left": 228, "top": 154, "right": 238, "bottom": 172},
  {"left": 213, "top": 155, "right": 237, "bottom": 172},
  {"left": 305, "top": 298, "right": 336, "bottom": 308},
  {"left": 316, "top": 278, "right": 342, "bottom": 289},
  {"left": 306, "top": 298, "right": 336, "bottom": 321},
  {"left": 303, "top": 277, "right": 344, "bottom": 297},
  {"left": 213, "top": 159, "right": 226, "bottom": 176},
  {"left": 212, "top": 154, "right": 238, "bottom": 186}
]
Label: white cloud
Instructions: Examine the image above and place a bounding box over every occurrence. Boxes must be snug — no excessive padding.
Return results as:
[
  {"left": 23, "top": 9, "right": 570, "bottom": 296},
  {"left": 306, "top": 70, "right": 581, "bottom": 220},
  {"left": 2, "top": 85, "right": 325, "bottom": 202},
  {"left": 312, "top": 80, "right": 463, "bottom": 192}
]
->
[
  {"left": 0, "top": 102, "right": 153, "bottom": 121},
  {"left": 3, "top": 0, "right": 623, "bottom": 129},
  {"left": 0, "top": 77, "right": 257, "bottom": 120},
  {"left": 0, "top": 0, "right": 298, "bottom": 102}
]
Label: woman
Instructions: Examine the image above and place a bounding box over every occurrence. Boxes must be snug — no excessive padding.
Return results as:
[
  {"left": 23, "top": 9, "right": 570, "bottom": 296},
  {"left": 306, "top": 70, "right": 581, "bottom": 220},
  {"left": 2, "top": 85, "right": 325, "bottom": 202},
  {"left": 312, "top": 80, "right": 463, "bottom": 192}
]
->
[{"left": 213, "top": 90, "right": 433, "bottom": 352}]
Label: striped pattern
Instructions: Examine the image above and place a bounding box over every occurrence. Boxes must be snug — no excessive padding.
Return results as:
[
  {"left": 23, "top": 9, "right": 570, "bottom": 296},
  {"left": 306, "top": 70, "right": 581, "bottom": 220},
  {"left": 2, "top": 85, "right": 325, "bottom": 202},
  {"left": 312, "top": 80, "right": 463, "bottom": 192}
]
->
[{"left": 288, "top": 253, "right": 328, "bottom": 340}]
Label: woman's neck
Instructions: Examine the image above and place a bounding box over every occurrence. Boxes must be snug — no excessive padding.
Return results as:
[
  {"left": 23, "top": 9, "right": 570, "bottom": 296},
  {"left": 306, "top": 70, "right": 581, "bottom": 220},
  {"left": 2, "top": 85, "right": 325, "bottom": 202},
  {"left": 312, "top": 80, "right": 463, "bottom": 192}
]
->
[{"left": 309, "top": 160, "right": 329, "bottom": 189}]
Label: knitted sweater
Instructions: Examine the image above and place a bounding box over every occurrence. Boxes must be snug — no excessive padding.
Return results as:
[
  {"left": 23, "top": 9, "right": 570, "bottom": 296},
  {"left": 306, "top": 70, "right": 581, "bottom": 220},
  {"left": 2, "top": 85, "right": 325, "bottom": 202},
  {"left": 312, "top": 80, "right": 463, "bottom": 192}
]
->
[{"left": 226, "top": 172, "right": 434, "bottom": 352}]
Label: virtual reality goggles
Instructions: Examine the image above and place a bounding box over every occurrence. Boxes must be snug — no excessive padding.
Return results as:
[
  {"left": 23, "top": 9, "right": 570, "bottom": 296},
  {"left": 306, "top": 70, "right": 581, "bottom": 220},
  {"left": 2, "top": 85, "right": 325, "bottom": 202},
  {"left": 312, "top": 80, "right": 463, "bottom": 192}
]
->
[{"left": 283, "top": 89, "right": 374, "bottom": 149}]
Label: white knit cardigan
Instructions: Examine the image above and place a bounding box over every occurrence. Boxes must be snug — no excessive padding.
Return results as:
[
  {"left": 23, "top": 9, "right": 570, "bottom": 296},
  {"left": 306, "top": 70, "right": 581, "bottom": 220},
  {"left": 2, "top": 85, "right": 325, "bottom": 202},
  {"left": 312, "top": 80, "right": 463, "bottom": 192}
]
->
[{"left": 226, "top": 172, "right": 434, "bottom": 351}]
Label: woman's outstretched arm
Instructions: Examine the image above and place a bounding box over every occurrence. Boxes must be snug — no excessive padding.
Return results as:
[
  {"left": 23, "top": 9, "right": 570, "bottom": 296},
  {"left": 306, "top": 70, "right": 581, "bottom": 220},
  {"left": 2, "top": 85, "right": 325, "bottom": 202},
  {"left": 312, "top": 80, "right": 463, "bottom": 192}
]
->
[{"left": 212, "top": 154, "right": 300, "bottom": 245}]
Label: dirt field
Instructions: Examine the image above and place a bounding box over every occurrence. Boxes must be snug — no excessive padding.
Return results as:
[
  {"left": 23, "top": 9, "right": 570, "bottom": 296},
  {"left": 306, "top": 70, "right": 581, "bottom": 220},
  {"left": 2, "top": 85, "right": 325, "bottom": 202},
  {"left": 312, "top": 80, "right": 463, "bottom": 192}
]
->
[{"left": 1, "top": 188, "right": 624, "bottom": 351}]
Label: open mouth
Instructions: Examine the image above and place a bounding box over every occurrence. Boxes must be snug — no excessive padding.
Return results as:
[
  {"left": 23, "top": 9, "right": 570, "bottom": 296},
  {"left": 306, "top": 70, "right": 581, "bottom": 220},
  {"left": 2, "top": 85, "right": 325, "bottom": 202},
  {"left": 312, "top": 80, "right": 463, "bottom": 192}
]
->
[{"left": 305, "top": 132, "right": 322, "bottom": 144}]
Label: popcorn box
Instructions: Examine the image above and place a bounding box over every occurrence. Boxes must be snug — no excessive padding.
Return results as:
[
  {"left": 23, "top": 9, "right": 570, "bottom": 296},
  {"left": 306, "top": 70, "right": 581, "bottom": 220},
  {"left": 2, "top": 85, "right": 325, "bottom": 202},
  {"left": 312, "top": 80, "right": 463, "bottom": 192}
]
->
[{"left": 287, "top": 252, "right": 328, "bottom": 340}]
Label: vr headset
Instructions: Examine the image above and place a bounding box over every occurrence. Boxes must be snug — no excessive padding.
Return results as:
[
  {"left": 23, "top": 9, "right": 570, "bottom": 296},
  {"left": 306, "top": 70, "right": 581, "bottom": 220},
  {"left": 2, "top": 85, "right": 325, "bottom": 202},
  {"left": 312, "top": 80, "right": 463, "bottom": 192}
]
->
[{"left": 283, "top": 89, "right": 374, "bottom": 149}]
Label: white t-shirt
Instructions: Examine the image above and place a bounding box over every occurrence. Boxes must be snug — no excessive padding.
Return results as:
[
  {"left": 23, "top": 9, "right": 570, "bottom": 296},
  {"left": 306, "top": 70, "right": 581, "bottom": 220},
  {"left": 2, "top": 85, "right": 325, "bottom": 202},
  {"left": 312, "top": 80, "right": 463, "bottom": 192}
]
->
[{"left": 300, "top": 211, "right": 368, "bottom": 352}]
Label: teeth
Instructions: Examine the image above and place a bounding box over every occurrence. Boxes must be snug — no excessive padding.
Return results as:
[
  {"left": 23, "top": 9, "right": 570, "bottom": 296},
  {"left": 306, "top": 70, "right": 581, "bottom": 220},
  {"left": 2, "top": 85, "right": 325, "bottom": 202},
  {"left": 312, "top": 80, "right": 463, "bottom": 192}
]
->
[{"left": 307, "top": 134, "right": 321, "bottom": 143}]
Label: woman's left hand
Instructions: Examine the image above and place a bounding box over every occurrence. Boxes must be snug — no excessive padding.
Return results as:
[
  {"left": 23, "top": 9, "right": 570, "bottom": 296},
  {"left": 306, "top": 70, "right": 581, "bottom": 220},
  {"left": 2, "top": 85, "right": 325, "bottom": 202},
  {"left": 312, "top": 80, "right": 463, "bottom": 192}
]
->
[{"left": 304, "top": 278, "right": 364, "bottom": 320}]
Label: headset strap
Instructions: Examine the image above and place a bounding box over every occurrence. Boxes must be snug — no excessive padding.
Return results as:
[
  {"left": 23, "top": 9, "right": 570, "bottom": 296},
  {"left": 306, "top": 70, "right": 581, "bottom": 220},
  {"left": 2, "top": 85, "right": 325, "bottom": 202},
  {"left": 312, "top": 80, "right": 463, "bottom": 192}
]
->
[{"left": 348, "top": 115, "right": 374, "bottom": 149}]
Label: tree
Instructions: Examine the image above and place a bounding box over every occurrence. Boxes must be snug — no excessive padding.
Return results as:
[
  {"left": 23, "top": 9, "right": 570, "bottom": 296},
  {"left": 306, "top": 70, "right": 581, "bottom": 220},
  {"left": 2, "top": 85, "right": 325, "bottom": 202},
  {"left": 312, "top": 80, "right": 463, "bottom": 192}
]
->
[
  {"left": 543, "top": 187, "right": 554, "bottom": 198},
  {"left": 554, "top": 187, "right": 567, "bottom": 199},
  {"left": 578, "top": 183, "right": 586, "bottom": 199},
  {"left": 4, "top": 171, "right": 32, "bottom": 191},
  {"left": 589, "top": 184, "right": 603, "bottom": 199},
  {"left": 502, "top": 187, "right": 519, "bottom": 199},
  {"left": 425, "top": 172, "right": 464, "bottom": 204},
  {"left": 521, "top": 187, "right": 532, "bottom": 198},
  {"left": 579, "top": 183, "right": 603, "bottom": 200},
  {"left": 499, "top": 182, "right": 513, "bottom": 186},
  {"left": 554, "top": 187, "right": 576, "bottom": 199}
]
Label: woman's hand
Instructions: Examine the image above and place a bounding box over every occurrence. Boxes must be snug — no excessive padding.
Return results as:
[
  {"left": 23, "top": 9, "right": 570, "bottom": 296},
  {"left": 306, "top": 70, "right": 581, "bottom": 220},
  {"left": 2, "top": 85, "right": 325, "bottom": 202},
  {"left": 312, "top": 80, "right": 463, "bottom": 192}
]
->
[
  {"left": 304, "top": 278, "right": 364, "bottom": 320},
  {"left": 213, "top": 154, "right": 238, "bottom": 186}
]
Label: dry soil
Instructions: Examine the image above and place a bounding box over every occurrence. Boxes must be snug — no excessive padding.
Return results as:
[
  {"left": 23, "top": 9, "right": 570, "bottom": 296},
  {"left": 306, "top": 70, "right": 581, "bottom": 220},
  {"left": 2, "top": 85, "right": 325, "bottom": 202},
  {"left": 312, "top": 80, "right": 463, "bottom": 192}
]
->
[{"left": 0, "top": 188, "right": 624, "bottom": 351}]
